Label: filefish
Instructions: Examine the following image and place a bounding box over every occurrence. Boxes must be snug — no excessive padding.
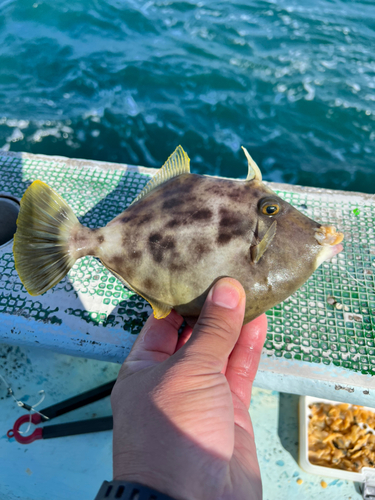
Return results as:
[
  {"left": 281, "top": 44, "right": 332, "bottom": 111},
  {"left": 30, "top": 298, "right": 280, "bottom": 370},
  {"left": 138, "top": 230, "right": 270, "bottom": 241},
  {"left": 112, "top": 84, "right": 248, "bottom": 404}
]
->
[{"left": 13, "top": 146, "right": 344, "bottom": 324}]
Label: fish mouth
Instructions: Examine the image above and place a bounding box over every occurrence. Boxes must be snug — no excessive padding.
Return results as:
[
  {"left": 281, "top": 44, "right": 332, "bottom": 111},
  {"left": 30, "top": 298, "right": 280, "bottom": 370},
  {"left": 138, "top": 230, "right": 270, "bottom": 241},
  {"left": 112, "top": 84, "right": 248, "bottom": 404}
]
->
[
  {"left": 314, "top": 225, "right": 344, "bottom": 246},
  {"left": 313, "top": 225, "right": 344, "bottom": 269}
]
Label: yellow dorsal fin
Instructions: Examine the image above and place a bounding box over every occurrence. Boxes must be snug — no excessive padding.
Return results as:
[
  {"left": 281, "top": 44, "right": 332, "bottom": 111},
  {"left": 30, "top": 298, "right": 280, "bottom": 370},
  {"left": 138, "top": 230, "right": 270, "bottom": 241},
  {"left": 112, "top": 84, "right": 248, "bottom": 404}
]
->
[
  {"left": 242, "top": 146, "right": 262, "bottom": 182},
  {"left": 251, "top": 220, "right": 277, "bottom": 263},
  {"left": 131, "top": 145, "right": 190, "bottom": 206}
]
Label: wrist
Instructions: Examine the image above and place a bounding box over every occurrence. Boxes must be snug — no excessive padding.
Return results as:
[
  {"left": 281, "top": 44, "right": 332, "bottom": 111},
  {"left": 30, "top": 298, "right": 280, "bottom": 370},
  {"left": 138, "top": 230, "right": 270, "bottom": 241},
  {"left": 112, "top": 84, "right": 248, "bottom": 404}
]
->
[
  {"left": 113, "top": 449, "right": 228, "bottom": 500},
  {"left": 94, "top": 480, "right": 177, "bottom": 500},
  {"left": 112, "top": 470, "right": 188, "bottom": 500}
]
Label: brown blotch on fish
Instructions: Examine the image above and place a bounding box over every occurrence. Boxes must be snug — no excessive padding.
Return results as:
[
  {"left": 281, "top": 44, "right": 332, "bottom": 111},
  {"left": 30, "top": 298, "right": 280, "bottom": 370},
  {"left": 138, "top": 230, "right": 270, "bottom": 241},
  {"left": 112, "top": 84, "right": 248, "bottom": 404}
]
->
[
  {"left": 191, "top": 240, "right": 211, "bottom": 260},
  {"left": 166, "top": 218, "right": 181, "bottom": 229},
  {"left": 120, "top": 215, "right": 132, "bottom": 224},
  {"left": 162, "top": 198, "right": 186, "bottom": 210},
  {"left": 170, "top": 261, "right": 188, "bottom": 273},
  {"left": 69, "top": 225, "right": 97, "bottom": 258},
  {"left": 161, "top": 176, "right": 197, "bottom": 198},
  {"left": 111, "top": 255, "right": 124, "bottom": 267},
  {"left": 194, "top": 208, "right": 213, "bottom": 221},
  {"left": 217, "top": 233, "right": 233, "bottom": 245},
  {"left": 228, "top": 185, "right": 250, "bottom": 201},
  {"left": 206, "top": 182, "right": 249, "bottom": 203},
  {"left": 183, "top": 194, "right": 197, "bottom": 204},
  {"left": 137, "top": 213, "right": 154, "bottom": 225},
  {"left": 148, "top": 233, "right": 176, "bottom": 263},
  {"left": 206, "top": 185, "right": 226, "bottom": 197},
  {"left": 219, "top": 208, "right": 241, "bottom": 227},
  {"left": 152, "top": 247, "right": 163, "bottom": 263},
  {"left": 126, "top": 267, "right": 135, "bottom": 281},
  {"left": 149, "top": 233, "right": 163, "bottom": 245},
  {"left": 219, "top": 207, "right": 247, "bottom": 237},
  {"left": 129, "top": 250, "right": 142, "bottom": 260},
  {"left": 70, "top": 228, "right": 91, "bottom": 247},
  {"left": 233, "top": 225, "right": 247, "bottom": 237},
  {"left": 97, "top": 235, "right": 104, "bottom": 244},
  {"left": 167, "top": 207, "right": 212, "bottom": 226},
  {"left": 164, "top": 239, "right": 175, "bottom": 250},
  {"left": 143, "top": 278, "right": 156, "bottom": 291}
]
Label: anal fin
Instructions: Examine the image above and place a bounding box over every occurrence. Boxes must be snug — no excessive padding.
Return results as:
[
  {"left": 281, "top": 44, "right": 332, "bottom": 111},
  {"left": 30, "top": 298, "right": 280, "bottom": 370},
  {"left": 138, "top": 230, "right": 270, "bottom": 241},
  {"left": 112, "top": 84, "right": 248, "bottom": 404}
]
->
[
  {"left": 101, "top": 261, "right": 172, "bottom": 320},
  {"left": 148, "top": 300, "right": 172, "bottom": 320}
]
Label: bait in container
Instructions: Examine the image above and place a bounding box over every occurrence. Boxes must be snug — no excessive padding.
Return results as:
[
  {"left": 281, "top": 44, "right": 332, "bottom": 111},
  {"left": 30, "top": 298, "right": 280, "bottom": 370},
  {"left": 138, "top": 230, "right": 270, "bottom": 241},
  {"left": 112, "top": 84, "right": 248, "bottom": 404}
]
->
[{"left": 299, "top": 396, "right": 375, "bottom": 498}]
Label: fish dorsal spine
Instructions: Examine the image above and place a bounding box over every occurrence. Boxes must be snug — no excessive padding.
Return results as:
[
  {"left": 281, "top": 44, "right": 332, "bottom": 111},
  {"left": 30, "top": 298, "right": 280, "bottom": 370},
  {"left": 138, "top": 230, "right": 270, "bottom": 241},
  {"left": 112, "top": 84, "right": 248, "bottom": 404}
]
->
[
  {"left": 130, "top": 145, "right": 190, "bottom": 205},
  {"left": 242, "top": 146, "right": 262, "bottom": 182}
]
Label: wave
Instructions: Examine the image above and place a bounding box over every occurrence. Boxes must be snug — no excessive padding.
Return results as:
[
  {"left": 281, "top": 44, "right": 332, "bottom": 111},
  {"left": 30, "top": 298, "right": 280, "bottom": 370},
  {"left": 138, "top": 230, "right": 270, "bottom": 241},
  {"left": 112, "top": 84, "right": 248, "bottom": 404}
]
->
[{"left": 0, "top": 0, "right": 374, "bottom": 192}]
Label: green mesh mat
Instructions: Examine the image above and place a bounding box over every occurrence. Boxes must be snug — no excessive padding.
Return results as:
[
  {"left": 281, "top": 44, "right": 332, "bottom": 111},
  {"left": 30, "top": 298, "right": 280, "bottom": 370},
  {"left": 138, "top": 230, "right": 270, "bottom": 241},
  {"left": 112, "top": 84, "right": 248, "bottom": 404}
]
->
[
  {"left": 0, "top": 153, "right": 152, "bottom": 336},
  {"left": 0, "top": 152, "right": 374, "bottom": 374},
  {"left": 265, "top": 190, "right": 375, "bottom": 375}
]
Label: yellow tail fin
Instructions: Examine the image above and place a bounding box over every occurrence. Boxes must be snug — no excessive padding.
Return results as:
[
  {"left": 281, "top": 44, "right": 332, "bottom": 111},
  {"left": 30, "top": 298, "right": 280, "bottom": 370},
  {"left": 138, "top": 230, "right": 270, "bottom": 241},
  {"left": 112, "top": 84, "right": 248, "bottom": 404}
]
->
[{"left": 13, "top": 180, "right": 79, "bottom": 296}]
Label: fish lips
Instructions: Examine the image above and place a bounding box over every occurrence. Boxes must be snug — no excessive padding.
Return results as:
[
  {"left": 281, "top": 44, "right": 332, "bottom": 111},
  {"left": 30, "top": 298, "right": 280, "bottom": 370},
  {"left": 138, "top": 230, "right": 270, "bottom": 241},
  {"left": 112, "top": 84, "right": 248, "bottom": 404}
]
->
[
  {"left": 312, "top": 224, "right": 344, "bottom": 268},
  {"left": 330, "top": 242, "right": 344, "bottom": 257},
  {"left": 314, "top": 241, "right": 344, "bottom": 269}
]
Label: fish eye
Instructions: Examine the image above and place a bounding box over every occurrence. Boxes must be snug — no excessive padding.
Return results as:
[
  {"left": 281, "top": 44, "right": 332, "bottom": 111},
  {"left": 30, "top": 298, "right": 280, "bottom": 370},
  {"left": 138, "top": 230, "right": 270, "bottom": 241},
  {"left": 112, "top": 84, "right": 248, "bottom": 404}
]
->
[
  {"left": 262, "top": 204, "right": 279, "bottom": 215},
  {"left": 259, "top": 198, "right": 281, "bottom": 216}
]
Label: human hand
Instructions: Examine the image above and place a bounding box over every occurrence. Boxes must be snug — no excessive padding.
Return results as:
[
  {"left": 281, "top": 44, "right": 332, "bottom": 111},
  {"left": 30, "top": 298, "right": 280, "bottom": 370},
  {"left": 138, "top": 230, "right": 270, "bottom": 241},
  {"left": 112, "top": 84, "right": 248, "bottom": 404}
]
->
[{"left": 111, "top": 277, "right": 267, "bottom": 500}]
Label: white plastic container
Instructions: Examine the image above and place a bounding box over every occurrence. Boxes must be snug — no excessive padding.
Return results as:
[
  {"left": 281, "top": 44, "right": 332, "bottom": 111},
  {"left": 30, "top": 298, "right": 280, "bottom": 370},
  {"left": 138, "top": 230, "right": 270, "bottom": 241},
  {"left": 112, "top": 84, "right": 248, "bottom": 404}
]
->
[{"left": 299, "top": 396, "right": 375, "bottom": 497}]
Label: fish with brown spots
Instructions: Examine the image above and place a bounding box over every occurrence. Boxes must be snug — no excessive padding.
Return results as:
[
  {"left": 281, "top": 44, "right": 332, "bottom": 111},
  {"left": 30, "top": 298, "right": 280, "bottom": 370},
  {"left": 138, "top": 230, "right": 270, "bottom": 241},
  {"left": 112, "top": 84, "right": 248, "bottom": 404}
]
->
[{"left": 13, "top": 146, "right": 344, "bottom": 324}]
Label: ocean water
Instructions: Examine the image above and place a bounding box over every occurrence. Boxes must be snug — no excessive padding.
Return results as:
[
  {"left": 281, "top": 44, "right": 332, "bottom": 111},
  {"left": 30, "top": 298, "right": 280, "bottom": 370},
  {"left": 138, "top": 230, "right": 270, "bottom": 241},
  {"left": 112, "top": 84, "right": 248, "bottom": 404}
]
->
[{"left": 0, "top": 0, "right": 374, "bottom": 193}]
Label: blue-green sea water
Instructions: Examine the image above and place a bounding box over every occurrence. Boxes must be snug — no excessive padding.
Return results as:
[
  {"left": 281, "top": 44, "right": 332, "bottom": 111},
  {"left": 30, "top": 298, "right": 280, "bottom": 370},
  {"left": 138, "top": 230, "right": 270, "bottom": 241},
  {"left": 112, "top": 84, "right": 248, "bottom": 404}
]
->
[{"left": 1, "top": 0, "right": 374, "bottom": 193}]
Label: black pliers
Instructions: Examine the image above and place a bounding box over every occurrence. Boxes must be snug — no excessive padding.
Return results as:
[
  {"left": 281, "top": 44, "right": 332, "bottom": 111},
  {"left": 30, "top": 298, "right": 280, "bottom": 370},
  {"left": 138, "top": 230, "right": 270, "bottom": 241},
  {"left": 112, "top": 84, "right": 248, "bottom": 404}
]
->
[{"left": 7, "top": 380, "right": 115, "bottom": 444}]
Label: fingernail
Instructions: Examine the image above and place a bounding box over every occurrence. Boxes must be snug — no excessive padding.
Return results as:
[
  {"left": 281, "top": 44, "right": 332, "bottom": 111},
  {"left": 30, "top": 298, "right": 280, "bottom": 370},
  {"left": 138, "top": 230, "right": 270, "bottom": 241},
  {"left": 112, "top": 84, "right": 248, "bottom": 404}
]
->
[{"left": 210, "top": 281, "right": 241, "bottom": 309}]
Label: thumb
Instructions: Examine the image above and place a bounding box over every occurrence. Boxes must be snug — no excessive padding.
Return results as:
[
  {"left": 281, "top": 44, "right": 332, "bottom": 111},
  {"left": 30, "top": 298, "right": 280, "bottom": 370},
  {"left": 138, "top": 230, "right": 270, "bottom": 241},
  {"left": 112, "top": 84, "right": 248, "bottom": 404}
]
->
[{"left": 180, "top": 278, "right": 246, "bottom": 372}]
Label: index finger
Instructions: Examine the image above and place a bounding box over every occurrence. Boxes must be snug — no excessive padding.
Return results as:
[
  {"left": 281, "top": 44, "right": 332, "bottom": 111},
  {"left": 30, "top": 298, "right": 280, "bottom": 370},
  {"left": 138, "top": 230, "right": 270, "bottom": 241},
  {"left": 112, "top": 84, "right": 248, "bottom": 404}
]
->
[
  {"left": 117, "top": 310, "right": 184, "bottom": 383},
  {"left": 225, "top": 314, "right": 267, "bottom": 409}
]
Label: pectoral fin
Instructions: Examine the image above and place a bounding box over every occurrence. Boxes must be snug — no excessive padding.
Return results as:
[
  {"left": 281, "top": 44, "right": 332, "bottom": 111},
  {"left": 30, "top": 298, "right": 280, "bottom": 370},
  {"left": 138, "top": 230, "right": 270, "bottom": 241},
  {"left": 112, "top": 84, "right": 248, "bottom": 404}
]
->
[{"left": 250, "top": 220, "right": 277, "bottom": 263}]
